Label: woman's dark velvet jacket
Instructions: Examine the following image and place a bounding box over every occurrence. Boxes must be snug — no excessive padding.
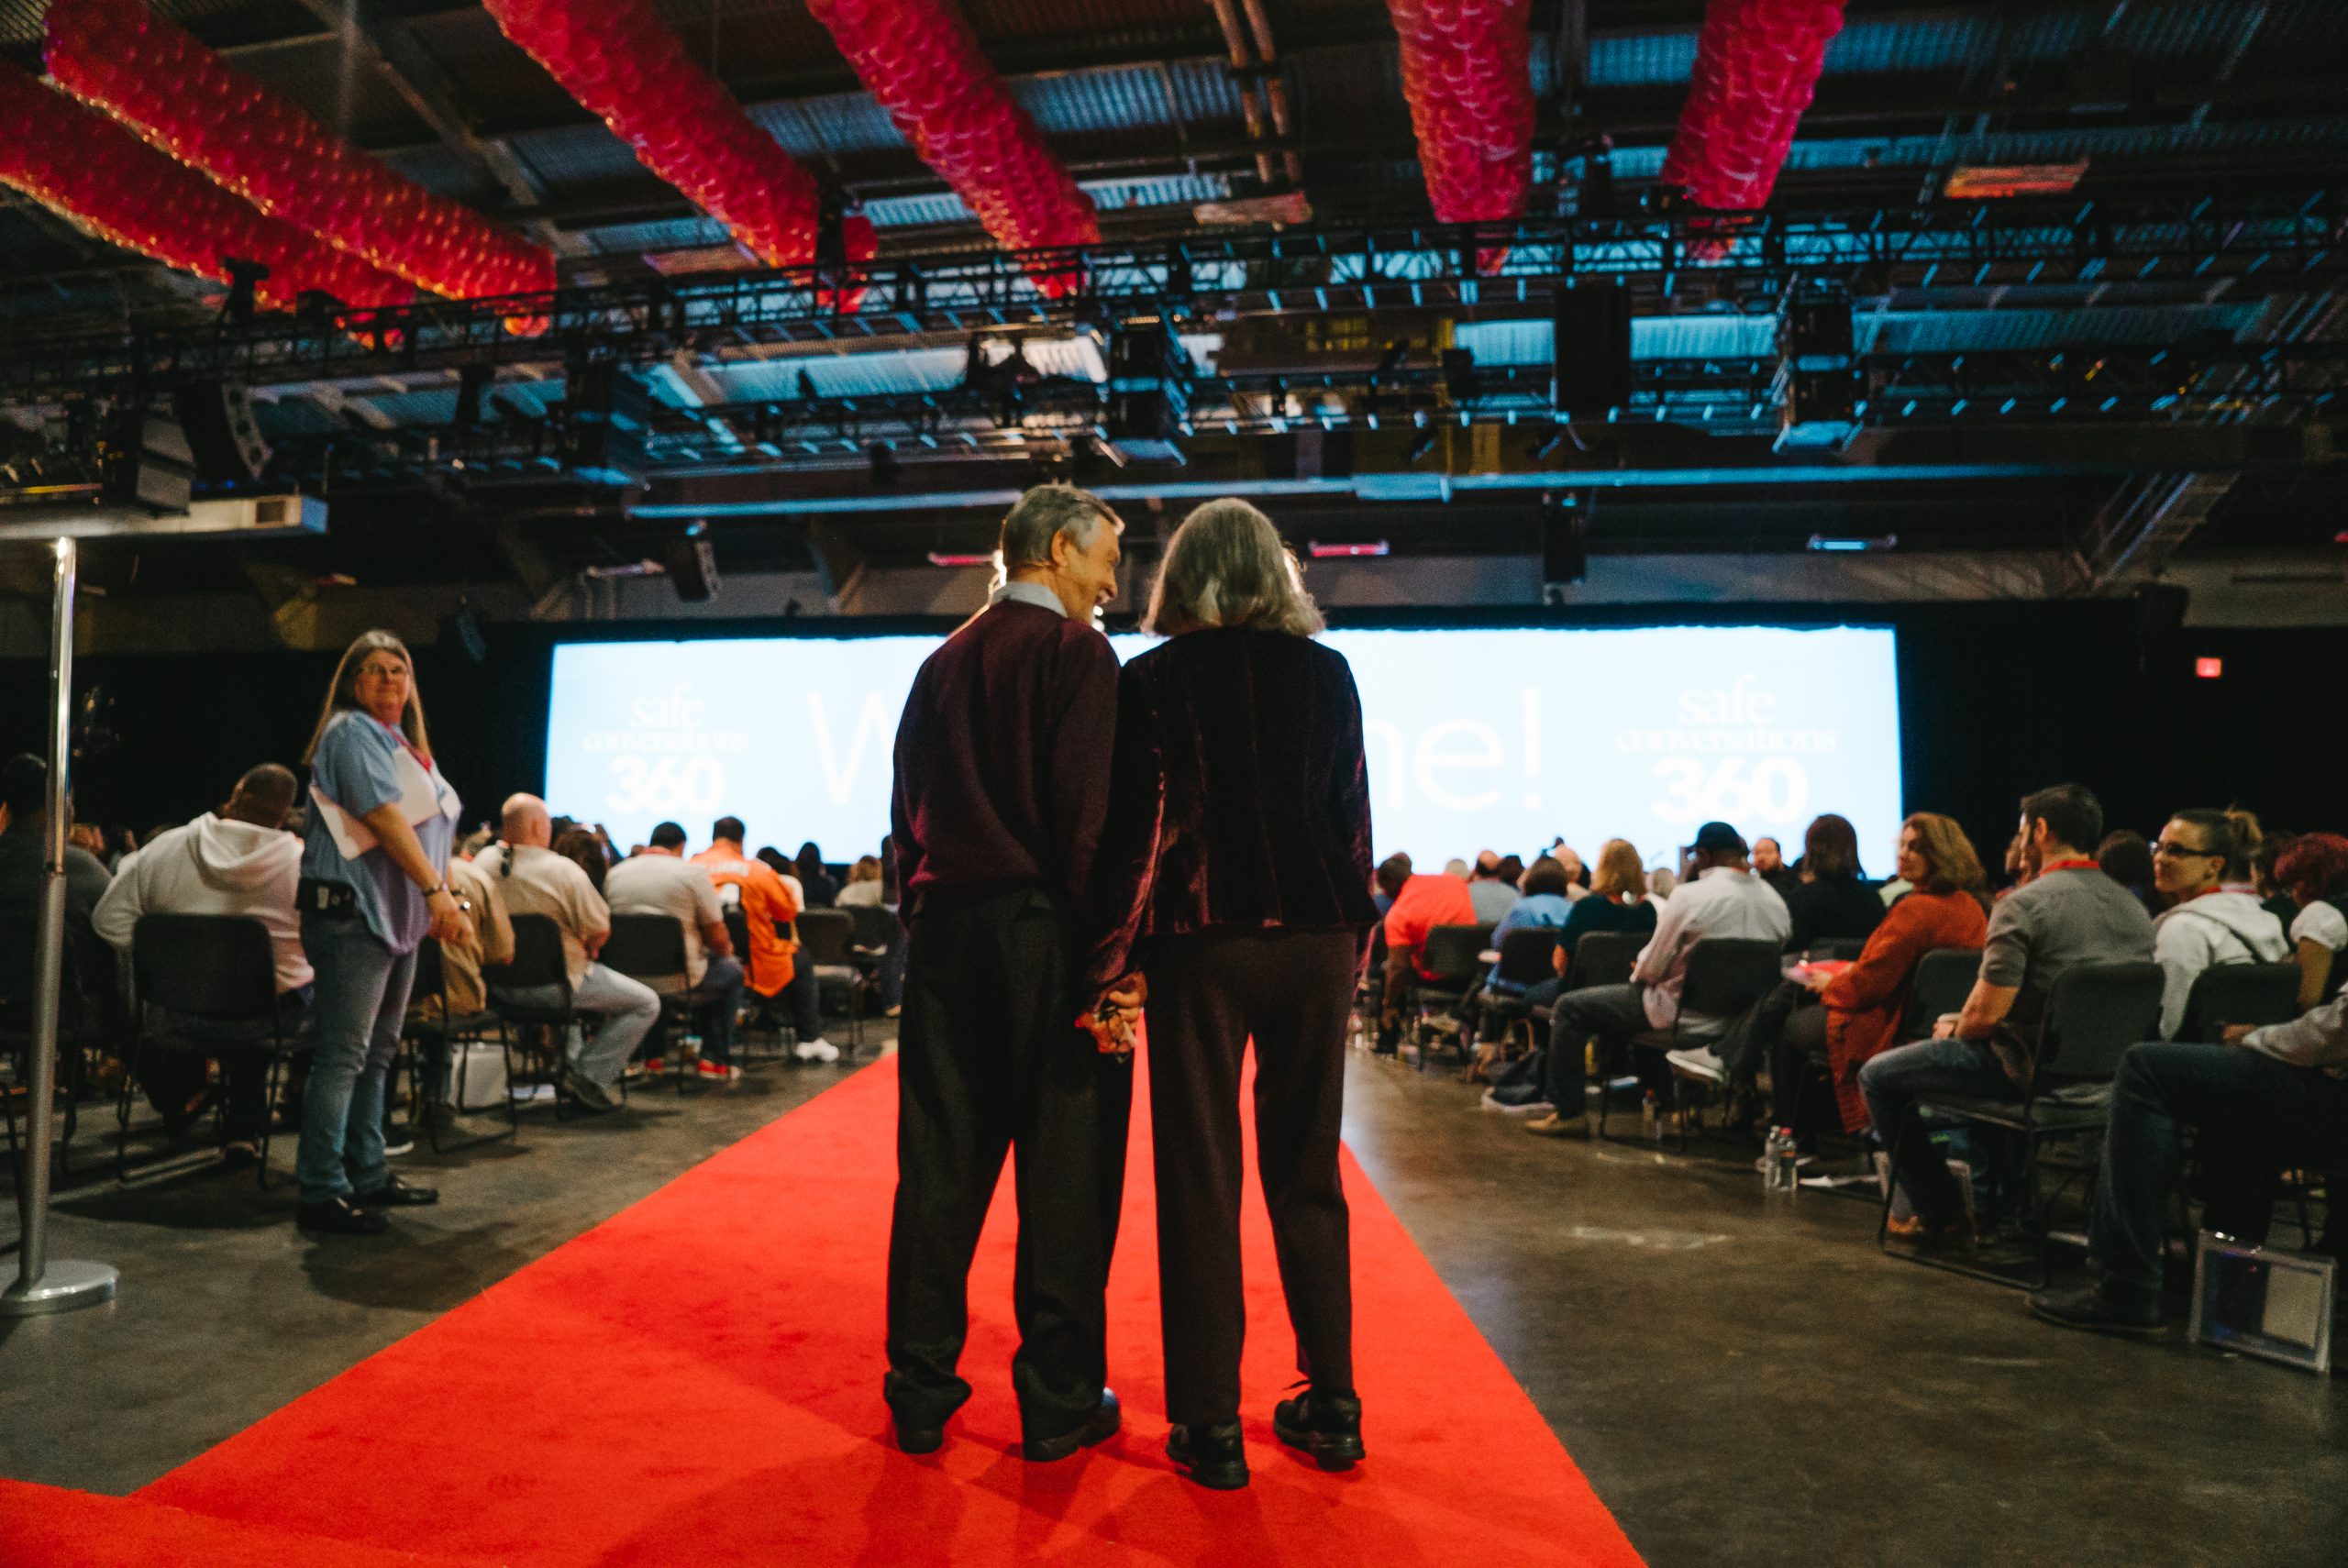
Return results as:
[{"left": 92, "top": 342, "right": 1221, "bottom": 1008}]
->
[{"left": 1085, "top": 627, "right": 1379, "bottom": 992}]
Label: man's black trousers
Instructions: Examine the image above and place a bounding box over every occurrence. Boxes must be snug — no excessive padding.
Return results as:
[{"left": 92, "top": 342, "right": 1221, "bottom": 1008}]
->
[
  {"left": 883, "top": 886, "right": 1132, "bottom": 1440},
  {"left": 1144, "top": 927, "right": 1358, "bottom": 1428}
]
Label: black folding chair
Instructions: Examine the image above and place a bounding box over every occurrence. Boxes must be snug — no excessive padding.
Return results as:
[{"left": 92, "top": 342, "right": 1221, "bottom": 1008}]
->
[
  {"left": 794, "top": 909, "right": 864, "bottom": 1055},
  {"left": 1902, "top": 946, "right": 1984, "bottom": 1040},
  {"left": 0, "top": 913, "right": 91, "bottom": 1185},
  {"left": 1878, "top": 958, "right": 2165, "bottom": 1289},
  {"left": 846, "top": 903, "right": 903, "bottom": 1013},
  {"left": 1642, "top": 937, "right": 1787, "bottom": 1149},
  {"left": 1408, "top": 922, "right": 1494, "bottom": 1072},
  {"left": 1479, "top": 925, "right": 1563, "bottom": 1055},
  {"left": 599, "top": 913, "right": 702, "bottom": 1092},
  {"left": 119, "top": 914, "right": 301, "bottom": 1187},
  {"left": 404, "top": 937, "right": 521, "bottom": 1154},
  {"left": 2176, "top": 961, "right": 2300, "bottom": 1045},
  {"left": 1567, "top": 928, "right": 1646, "bottom": 990},
  {"left": 485, "top": 913, "right": 614, "bottom": 1118}
]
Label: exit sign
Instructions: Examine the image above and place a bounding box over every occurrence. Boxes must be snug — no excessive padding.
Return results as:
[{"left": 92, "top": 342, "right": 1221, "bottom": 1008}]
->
[{"left": 2195, "top": 657, "right": 2224, "bottom": 679}]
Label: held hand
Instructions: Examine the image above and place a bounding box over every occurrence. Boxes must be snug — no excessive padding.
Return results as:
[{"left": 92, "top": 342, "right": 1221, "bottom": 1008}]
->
[
  {"left": 1804, "top": 968, "right": 1835, "bottom": 995},
  {"left": 425, "top": 887, "right": 467, "bottom": 944},
  {"left": 2221, "top": 1023, "right": 2255, "bottom": 1047},
  {"left": 1931, "top": 1014, "right": 1959, "bottom": 1040},
  {"left": 1102, "top": 972, "right": 1147, "bottom": 1011}
]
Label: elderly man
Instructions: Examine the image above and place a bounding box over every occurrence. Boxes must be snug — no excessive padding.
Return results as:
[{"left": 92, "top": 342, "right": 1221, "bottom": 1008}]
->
[
  {"left": 94, "top": 763, "right": 311, "bottom": 1161},
  {"left": 482, "top": 793, "right": 659, "bottom": 1113},
  {"left": 606, "top": 821, "right": 747, "bottom": 1080},
  {"left": 884, "top": 482, "right": 1132, "bottom": 1463}
]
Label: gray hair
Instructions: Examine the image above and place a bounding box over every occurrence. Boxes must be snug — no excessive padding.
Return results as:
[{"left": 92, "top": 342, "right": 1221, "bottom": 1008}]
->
[
  {"left": 997, "top": 483, "right": 1119, "bottom": 574},
  {"left": 1144, "top": 498, "right": 1325, "bottom": 638}
]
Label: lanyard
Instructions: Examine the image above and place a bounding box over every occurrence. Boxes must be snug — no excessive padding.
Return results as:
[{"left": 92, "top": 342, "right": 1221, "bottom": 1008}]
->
[{"left": 2039, "top": 857, "right": 2099, "bottom": 875}]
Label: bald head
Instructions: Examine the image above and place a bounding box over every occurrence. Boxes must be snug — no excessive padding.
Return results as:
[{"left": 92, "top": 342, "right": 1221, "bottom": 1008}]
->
[
  {"left": 224, "top": 764, "right": 299, "bottom": 830},
  {"left": 501, "top": 793, "right": 552, "bottom": 848}
]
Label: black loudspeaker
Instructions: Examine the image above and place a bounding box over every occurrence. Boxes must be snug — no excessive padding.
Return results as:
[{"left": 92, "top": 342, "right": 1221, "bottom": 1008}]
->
[
  {"left": 171, "top": 380, "right": 271, "bottom": 484},
  {"left": 667, "top": 525, "right": 720, "bottom": 603},
  {"left": 1551, "top": 281, "right": 1632, "bottom": 419},
  {"left": 1540, "top": 496, "right": 1587, "bottom": 591},
  {"left": 2133, "top": 581, "right": 2190, "bottom": 646}
]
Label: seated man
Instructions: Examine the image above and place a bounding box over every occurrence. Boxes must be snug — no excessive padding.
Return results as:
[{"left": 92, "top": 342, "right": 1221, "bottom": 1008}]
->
[
  {"left": 1468, "top": 854, "right": 1520, "bottom": 923},
  {"left": 695, "top": 817, "right": 836, "bottom": 1063},
  {"left": 1528, "top": 822, "right": 1789, "bottom": 1137},
  {"left": 92, "top": 763, "right": 311, "bottom": 1160},
  {"left": 482, "top": 793, "right": 659, "bottom": 1112},
  {"left": 1375, "top": 852, "right": 1479, "bottom": 1053},
  {"left": 2147, "top": 807, "right": 2287, "bottom": 1040},
  {"left": 409, "top": 839, "right": 514, "bottom": 1025},
  {"left": 1861, "top": 783, "right": 2154, "bottom": 1242},
  {"left": 2031, "top": 994, "right": 2348, "bottom": 1334},
  {"left": 0, "top": 752, "right": 115, "bottom": 1020},
  {"left": 606, "top": 821, "right": 748, "bottom": 1081}
]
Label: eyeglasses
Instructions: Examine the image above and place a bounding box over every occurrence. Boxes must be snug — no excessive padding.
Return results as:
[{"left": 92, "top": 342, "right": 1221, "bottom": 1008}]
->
[
  {"left": 356, "top": 663, "right": 408, "bottom": 679},
  {"left": 2152, "top": 841, "right": 2222, "bottom": 859}
]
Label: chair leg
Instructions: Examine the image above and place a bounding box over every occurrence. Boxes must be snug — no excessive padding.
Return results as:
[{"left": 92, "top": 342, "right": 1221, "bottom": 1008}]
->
[{"left": 116, "top": 1037, "right": 142, "bottom": 1186}]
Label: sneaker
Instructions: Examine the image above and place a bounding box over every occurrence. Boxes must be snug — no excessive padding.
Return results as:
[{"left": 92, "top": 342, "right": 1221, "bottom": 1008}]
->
[
  {"left": 562, "top": 1070, "right": 619, "bottom": 1114},
  {"left": 641, "top": 1058, "right": 666, "bottom": 1077},
  {"left": 1523, "top": 1110, "right": 1591, "bottom": 1139},
  {"left": 381, "top": 1134, "right": 416, "bottom": 1157},
  {"left": 2028, "top": 1283, "right": 2165, "bottom": 1338},
  {"left": 1754, "top": 1151, "right": 1819, "bottom": 1174},
  {"left": 696, "top": 1060, "right": 743, "bottom": 1083},
  {"left": 794, "top": 1037, "right": 841, "bottom": 1064},
  {"left": 1884, "top": 1211, "right": 1973, "bottom": 1249},
  {"left": 1479, "top": 1089, "right": 1556, "bottom": 1117},
  {"left": 622, "top": 1060, "right": 650, "bottom": 1082},
  {"left": 1664, "top": 1045, "right": 1726, "bottom": 1082}
]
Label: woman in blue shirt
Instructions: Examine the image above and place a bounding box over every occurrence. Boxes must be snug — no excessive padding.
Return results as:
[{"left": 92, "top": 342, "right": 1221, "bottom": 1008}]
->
[
  {"left": 1485, "top": 856, "right": 1578, "bottom": 992},
  {"left": 294, "top": 631, "right": 465, "bottom": 1234}
]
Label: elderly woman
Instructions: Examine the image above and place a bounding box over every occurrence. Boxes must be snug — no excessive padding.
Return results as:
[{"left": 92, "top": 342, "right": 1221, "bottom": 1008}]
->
[
  {"left": 1087, "top": 499, "right": 1378, "bottom": 1491},
  {"left": 294, "top": 630, "right": 466, "bottom": 1234}
]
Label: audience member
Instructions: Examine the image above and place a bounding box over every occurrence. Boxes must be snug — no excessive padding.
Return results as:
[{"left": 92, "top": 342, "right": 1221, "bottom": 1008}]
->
[
  {"left": 2249, "top": 831, "right": 2299, "bottom": 929},
  {"left": 2030, "top": 986, "right": 2348, "bottom": 1336},
  {"left": 755, "top": 845, "right": 806, "bottom": 904},
  {"left": 1750, "top": 814, "right": 1989, "bottom": 1150},
  {"left": 605, "top": 821, "right": 748, "bottom": 1080},
  {"left": 2275, "top": 832, "right": 2348, "bottom": 1009},
  {"left": 698, "top": 819, "right": 836, "bottom": 1063},
  {"left": 1997, "top": 826, "right": 2036, "bottom": 900},
  {"left": 1549, "top": 844, "right": 1592, "bottom": 901},
  {"left": 1780, "top": 813, "right": 1884, "bottom": 953},
  {"left": 410, "top": 837, "right": 512, "bottom": 1023},
  {"left": 0, "top": 754, "right": 114, "bottom": 991},
  {"left": 1646, "top": 866, "right": 1678, "bottom": 900},
  {"left": 794, "top": 842, "right": 840, "bottom": 908},
  {"left": 2096, "top": 829, "right": 2160, "bottom": 916},
  {"left": 104, "top": 825, "right": 138, "bottom": 872},
  {"left": 1552, "top": 839, "right": 1656, "bottom": 969},
  {"left": 1527, "top": 823, "right": 1789, "bottom": 1138},
  {"left": 68, "top": 821, "right": 106, "bottom": 859},
  {"left": 1483, "top": 856, "right": 1576, "bottom": 993},
  {"left": 551, "top": 825, "right": 607, "bottom": 894},
  {"left": 1375, "top": 853, "right": 1479, "bottom": 1053},
  {"left": 1442, "top": 857, "right": 1470, "bottom": 881},
  {"left": 837, "top": 855, "right": 887, "bottom": 908},
  {"left": 482, "top": 794, "right": 659, "bottom": 1110},
  {"left": 2146, "top": 808, "right": 2287, "bottom": 1040},
  {"left": 1752, "top": 836, "right": 1799, "bottom": 897},
  {"left": 1468, "top": 855, "right": 1521, "bottom": 923},
  {"left": 92, "top": 764, "right": 311, "bottom": 1158},
  {"left": 1497, "top": 854, "right": 1524, "bottom": 887},
  {"left": 1860, "top": 783, "right": 2154, "bottom": 1243}
]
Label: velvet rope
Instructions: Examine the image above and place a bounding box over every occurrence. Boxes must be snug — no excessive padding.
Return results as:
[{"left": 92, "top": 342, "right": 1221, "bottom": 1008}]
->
[
  {"left": 1662, "top": 0, "right": 1846, "bottom": 211},
  {"left": 480, "top": 0, "right": 874, "bottom": 298},
  {"left": 0, "top": 61, "right": 413, "bottom": 314},
  {"left": 1384, "top": 0, "right": 1535, "bottom": 271},
  {"left": 801, "top": 0, "right": 1095, "bottom": 297},
  {"left": 44, "top": 0, "right": 554, "bottom": 305}
]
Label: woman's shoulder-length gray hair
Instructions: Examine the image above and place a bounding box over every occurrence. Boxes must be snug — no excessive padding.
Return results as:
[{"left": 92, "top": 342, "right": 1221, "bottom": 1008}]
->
[{"left": 1144, "top": 498, "right": 1325, "bottom": 638}]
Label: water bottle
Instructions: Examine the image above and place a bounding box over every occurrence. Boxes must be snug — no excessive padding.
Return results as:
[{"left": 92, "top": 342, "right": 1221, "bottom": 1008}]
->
[
  {"left": 1774, "top": 1127, "right": 1800, "bottom": 1191},
  {"left": 1762, "top": 1126, "right": 1785, "bottom": 1189},
  {"left": 1643, "top": 1090, "right": 1661, "bottom": 1143}
]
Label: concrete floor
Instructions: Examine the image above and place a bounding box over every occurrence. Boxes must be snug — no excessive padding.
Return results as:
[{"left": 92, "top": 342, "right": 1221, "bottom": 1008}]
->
[{"left": 4, "top": 1037, "right": 2341, "bottom": 1568}]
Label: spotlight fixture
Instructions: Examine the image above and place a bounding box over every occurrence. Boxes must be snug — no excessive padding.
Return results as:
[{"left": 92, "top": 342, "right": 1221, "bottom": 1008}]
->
[
  {"left": 1405, "top": 429, "right": 1439, "bottom": 463},
  {"left": 1806, "top": 533, "right": 1897, "bottom": 553},
  {"left": 1307, "top": 540, "right": 1390, "bottom": 558}
]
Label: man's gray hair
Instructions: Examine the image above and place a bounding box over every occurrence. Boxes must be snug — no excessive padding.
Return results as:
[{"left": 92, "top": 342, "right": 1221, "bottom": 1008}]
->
[{"left": 997, "top": 483, "right": 1119, "bottom": 573}]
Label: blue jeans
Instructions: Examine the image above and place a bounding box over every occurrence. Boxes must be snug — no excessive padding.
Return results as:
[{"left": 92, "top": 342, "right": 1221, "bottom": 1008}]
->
[
  {"left": 2088, "top": 1042, "right": 2348, "bottom": 1302},
  {"left": 1857, "top": 1035, "right": 2012, "bottom": 1223},
  {"left": 684, "top": 953, "right": 747, "bottom": 1064},
  {"left": 296, "top": 917, "right": 415, "bottom": 1204}
]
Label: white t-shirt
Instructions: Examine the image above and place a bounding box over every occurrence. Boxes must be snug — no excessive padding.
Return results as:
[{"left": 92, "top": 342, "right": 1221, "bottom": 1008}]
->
[
  {"left": 481, "top": 844, "right": 608, "bottom": 985},
  {"left": 836, "top": 879, "right": 886, "bottom": 909},
  {"left": 2290, "top": 899, "right": 2348, "bottom": 954},
  {"left": 604, "top": 852, "right": 724, "bottom": 990}
]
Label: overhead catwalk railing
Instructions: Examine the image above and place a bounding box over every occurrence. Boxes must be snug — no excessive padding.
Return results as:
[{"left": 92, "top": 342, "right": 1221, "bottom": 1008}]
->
[{"left": 0, "top": 192, "right": 2339, "bottom": 399}]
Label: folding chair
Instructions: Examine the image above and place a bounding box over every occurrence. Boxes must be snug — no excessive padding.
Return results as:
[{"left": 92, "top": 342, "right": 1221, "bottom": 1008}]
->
[
  {"left": 119, "top": 914, "right": 302, "bottom": 1187},
  {"left": 2176, "top": 961, "right": 2300, "bottom": 1044},
  {"left": 1901, "top": 946, "right": 1984, "bottom": 1040},
  {"left": 794, "top": 909, "right": 864, "bottom": 1056},
  {"left": 1647, "top": 938, "right": 1787, "bottom": 1149},
  {"left": 1408, "top": 922, "right": 1494, "bottom": 1072},
  {"left": 485, "top": 913, "right": 615, "bottom": 1118},
  {"left": 1877, "top": 958, "right": 2165, "bottom": 1289},
  {"left": 599, "top": 913, "right": 702, "bottom": 1092},
  {"left": 1479, "top": 925, "right": 1564, "bottom": 1060},
  {"left": 1, "top": 913, "right": 92, "bottom": 1184},
  {"left": 404, "top": 936, "right": 520, "bottom": 1154}
]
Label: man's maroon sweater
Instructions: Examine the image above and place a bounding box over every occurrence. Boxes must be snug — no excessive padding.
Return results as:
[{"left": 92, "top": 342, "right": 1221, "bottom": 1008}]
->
[{"left": 890, "top": 599, "right": 1119, "bottom": 916}]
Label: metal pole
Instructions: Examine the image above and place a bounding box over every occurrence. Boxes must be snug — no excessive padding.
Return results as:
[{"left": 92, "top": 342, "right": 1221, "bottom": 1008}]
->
[{"left": 2, "top": 536, "right": 118, "bottom": 1317}]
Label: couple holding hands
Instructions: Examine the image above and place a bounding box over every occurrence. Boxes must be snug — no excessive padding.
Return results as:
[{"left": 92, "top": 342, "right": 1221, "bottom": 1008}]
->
[{"left": 883, "top": 484, "right": 1379, "bottom": 1490}]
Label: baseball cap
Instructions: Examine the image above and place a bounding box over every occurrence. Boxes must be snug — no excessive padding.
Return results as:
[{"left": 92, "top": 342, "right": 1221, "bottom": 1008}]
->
[{"left": 1692, "top": 821, "right": 1747, "bottom": 856}]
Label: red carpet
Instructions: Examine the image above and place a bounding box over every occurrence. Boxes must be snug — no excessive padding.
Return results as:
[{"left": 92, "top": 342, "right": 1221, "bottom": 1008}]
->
[
  {"left": 36, "top": 1056, "right": 1641, "bottom": 1567},
  {"left": 0, "top": 1480, "right": 483, "bottom": 1568}
]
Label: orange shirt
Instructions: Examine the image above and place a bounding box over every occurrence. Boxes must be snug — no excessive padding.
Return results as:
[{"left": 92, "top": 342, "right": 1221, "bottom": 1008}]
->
[
  {"left": 692, "top": 845, "right": 802, "bottom": 996},
  {"left": 1383, "top": 873, "right": 1479, "bottom": 977}
]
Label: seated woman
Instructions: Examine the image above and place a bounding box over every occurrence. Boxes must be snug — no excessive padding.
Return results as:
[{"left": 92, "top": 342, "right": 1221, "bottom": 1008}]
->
[
  {"left": 1482, "top": 856, "right": 1578, "bottom": 994},
  {"left": 836, "top": 854, "right": 888, "bottom": 908},
  {"left": 1779, "top": 812, "right": 1885, "bottom": 953},
  {"left": 2275, "top": 832, "right": 2348, "bottom": 1010},
  {"left": 1515, "top": 840, "right": 1656, "bottom": 1015},
  {"left": 1771, "top": 812, "right": 1989, "bottom": 1148}
]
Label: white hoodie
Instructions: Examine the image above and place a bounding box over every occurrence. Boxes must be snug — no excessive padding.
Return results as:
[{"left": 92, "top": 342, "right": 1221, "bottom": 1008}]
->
[
  {"left": 2151, "top": 890, "right": 2289, "bottom": 1040},
  {"left": 92, "top": 814, "right": 312, "bottom": 994}
]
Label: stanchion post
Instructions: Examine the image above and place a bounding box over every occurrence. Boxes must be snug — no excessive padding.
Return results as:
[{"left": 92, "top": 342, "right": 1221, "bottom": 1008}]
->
[{"left": 2, "top": 536, "right": 119, "bottom": 1317}]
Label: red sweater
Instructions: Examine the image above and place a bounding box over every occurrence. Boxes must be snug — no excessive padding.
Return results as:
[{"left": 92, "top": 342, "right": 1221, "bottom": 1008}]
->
[
  {"left": 1821, "top": 888, "right": 1988, "bottom": 1132},
  {"left": 890, "top": 600, "right": 1119, "bottom": 917}
]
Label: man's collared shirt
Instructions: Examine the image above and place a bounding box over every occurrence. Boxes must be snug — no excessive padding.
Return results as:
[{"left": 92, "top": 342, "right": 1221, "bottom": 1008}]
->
[{"left": 990, "top": 580, "right": 1068, "bottom": 618}]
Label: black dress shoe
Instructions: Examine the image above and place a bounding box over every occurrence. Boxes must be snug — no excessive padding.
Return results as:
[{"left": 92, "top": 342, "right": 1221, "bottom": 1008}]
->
[
  {"left": 1023, "top": 1387, "right": 1121, "bottom": 1462},
  {"left": 1167, "top": 1420, "right": 1248, "bottom": 1489},
  {"left": 353, "top": 1176, "right": 439, "bottom": 1208},
  {"left": 296, "top": 1195, "right": 391, "bottom": 1235},
  {"left": 1274, "top": 1388, "right": 1365, "bottom": 1471},
  {"left": 892, "top": 1416, "right": 946, "bottom": 1455},
  {"left": 2028, "top": 1283, "right": 2166, "bottom": 1338}
]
